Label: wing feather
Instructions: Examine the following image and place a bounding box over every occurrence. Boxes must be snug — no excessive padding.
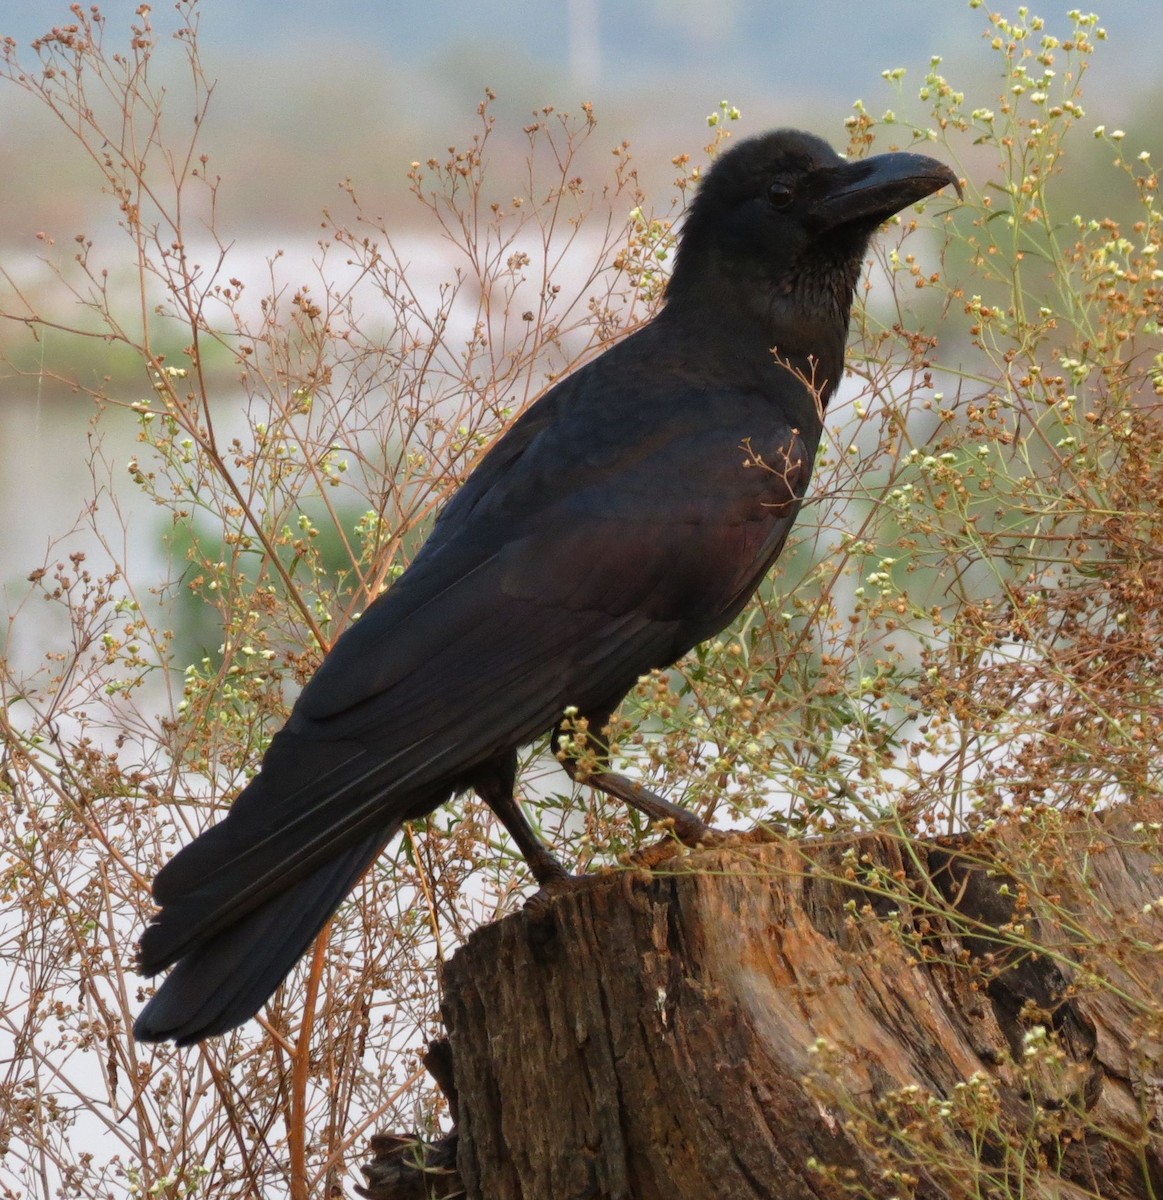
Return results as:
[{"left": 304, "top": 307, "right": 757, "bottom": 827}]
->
[{"left": 140, "top": 355, "right": 819, "bottom": 1038}]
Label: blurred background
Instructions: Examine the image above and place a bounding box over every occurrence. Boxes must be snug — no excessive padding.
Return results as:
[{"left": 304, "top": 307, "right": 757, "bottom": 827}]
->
[
  {"left": 2, "top": 0, "right": 1161, "bottom": 604},
  {"left": 2, "top": 1, "right": 1161, "bottom": 238}
]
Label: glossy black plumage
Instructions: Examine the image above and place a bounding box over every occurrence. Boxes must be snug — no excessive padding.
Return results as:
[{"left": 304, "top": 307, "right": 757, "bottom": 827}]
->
[{"left": 135, "top": 129, "right": 958, "bottom": 1044}]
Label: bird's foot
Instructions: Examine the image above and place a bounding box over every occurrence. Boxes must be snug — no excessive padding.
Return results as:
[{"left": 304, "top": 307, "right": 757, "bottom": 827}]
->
[
  {"left": 663, "top": 812, "right": 726, "bottom": 851},
  {"left": 626, "top": 837, "right": 685, "bottom": 871},
  {"left": 625, "top": 819, "right": 728, "bottom": 871},
  {"left": 523, "top": 870, "right": 593, "bottom": 918}
]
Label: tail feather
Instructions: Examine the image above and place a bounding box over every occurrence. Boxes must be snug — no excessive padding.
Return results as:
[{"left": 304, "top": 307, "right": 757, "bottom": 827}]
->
[
  {"left": 133, "top": 623, "right": 599, "bottom": 1044},
  {"left": 140, "top": 732, "right": 434, "bottom": 976},
  {"left": 150, "top": 734, "right": 393, "bottom": 913},
  {"left": 134, "top": 827, "right": 392, "bottom": 1045}
]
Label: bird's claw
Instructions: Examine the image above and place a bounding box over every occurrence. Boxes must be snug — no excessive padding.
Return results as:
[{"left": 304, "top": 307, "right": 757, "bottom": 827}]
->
[
  {"left": 523, "top": 871, "right": 591, "bottom": 914},
  {"left": 627, "top": 822, "right": 726, "bottom": 870}
]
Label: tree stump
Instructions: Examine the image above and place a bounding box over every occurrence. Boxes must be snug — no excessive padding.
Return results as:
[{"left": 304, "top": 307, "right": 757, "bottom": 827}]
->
[{"left": 364, "top": 802, "right": 1163, "bottom": 1200}]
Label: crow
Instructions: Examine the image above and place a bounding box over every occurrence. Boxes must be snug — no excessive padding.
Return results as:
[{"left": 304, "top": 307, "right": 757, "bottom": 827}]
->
[{"left": 135, "top": 129, "right": 958, "bottom": 1044}]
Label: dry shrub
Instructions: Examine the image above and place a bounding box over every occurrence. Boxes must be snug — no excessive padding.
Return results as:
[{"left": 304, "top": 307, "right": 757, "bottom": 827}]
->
[{"left": 0, "top": 4, "right": 1159, "bottom": 1198}]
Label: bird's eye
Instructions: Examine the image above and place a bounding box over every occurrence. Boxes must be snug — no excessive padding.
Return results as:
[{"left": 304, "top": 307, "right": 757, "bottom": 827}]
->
[{"left": 767, "top": 181, "right": 793, "bottom": 209}]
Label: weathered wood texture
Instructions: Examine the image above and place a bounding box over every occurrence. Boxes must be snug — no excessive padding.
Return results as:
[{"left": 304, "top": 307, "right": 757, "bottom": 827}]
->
[{"left": 372, "top": 802, "right": 1163, "bottom": 1199}]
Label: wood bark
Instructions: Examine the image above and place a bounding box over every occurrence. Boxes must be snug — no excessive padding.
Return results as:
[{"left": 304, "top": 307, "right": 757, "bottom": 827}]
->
[{"left": 362, "top": 801, "right": 1163, "bottom": 1200}]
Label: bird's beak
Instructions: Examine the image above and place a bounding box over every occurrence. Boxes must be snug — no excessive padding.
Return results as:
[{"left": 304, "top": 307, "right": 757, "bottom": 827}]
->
[{"left": 808, "top": 151, "right": 962, "bottom": 231}]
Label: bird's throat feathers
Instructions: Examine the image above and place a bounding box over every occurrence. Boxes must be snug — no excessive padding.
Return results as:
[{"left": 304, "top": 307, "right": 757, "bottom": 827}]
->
[
  {"left": 665, "top": 236, "right": 862, "bottom": 415},
  {"left": 764, "top": 235, "right": 869, "bottom": 409}
]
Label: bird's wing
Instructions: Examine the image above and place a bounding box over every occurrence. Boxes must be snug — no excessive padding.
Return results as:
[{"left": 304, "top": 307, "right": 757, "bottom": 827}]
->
[
  {"left": 143, "top": 372, "right": 815, "bottom": 968},
  {"left": 297, "top": 374, "right": 815, "bottom": 727}
]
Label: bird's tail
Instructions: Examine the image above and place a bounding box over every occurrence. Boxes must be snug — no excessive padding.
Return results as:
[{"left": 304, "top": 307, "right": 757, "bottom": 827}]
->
[{"left": 133, "top": 825, "right": 393, "bottom": 1044}]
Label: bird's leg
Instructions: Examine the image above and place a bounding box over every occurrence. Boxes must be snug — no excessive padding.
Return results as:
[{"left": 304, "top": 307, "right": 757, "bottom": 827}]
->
[
  {"left": 557, "top": 716, "right": 720, "bottom": 850},
  {"left": 473, "top": 769, "right": 573, "bottom": 889},
  {"left": 574, "top": 766, "right": 720, "bottom": 848}
]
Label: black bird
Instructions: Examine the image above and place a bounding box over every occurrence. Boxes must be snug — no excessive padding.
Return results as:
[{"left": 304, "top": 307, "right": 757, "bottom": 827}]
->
[{"left": 135, "top": 129, "right": 958, "bottom": 1044}]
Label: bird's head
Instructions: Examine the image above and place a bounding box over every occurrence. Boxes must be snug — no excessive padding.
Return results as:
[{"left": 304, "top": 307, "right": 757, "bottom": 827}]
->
[{"left": 666, "top": 129, "right": 960, "bottom": 397}]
